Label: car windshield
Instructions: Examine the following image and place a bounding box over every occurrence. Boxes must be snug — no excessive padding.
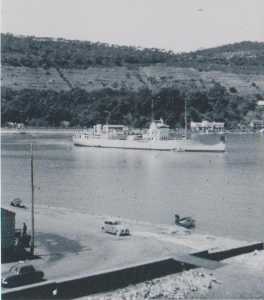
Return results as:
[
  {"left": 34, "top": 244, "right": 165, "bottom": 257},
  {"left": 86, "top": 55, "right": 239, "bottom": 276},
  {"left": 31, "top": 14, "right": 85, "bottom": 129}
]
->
[
  {"left": 105, "top": 221, "right": 120, "bottom": 225},
  {"left": 9, "top": 265, "right": 18, "bottom": 272}
]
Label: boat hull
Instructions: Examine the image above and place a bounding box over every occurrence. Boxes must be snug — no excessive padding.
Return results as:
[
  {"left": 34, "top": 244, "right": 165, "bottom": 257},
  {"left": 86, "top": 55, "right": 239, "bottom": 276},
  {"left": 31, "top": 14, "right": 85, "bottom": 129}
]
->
[{"left": 73, "top": 136, "right": 226, "bottom": 152}]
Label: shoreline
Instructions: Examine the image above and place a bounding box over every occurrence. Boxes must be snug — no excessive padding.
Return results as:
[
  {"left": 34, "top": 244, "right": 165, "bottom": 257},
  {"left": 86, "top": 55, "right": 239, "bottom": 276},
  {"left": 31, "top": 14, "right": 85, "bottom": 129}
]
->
[
  {"left": 1, "top": 127, "right": 260, "bottom": 135},
  {"left": 1, "top": 128, "right": 77, "bottom": 135},
  {"left": 35, "top": 204, "right": 254, "bottom": 249},
  {"left": 2, "top": 204, "right": 263, "bottom": 299}
]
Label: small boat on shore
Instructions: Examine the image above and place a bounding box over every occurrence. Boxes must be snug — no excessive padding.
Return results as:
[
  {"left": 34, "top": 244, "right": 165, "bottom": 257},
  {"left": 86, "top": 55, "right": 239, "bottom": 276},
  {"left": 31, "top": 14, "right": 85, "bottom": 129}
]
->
[
  {"left": 10, "top": 198, "right": 27, "bottom": 209},
  {"left": 174, "top": 214, "right": 195, "bottom": 229}
]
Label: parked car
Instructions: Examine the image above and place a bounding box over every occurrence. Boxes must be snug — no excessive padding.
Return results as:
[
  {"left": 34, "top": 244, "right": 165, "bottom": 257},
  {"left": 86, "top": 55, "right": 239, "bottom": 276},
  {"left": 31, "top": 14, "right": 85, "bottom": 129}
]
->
[
  {"left": 1, "top": 263, "right": 44, "bottom": 287},
  {"left": 101, "top": 220, "right": 130, "bottom": 236},
  {"left": 10, "top": 198, "right": 26, "bottom": 208}
]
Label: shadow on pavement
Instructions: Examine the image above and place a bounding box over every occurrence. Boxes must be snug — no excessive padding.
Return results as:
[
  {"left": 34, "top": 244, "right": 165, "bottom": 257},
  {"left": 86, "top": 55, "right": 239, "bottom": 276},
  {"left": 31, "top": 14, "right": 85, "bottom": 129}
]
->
[{"left": 36, "top": 232, "right": 83, "bottom": 263}]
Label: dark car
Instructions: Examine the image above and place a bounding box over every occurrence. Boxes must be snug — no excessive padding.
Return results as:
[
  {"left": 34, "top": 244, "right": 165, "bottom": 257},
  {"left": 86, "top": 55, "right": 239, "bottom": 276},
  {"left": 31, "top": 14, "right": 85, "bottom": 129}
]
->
[{"left": 1, "top": 264, "right": 45, "bottom": 288}]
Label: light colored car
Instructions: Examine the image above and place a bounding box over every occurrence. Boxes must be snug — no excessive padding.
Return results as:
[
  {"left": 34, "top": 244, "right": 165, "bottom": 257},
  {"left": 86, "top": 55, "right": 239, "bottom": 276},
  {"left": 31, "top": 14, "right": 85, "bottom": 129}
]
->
[{"left": 101, "top": 220, "right": 130, "bottom": 236}]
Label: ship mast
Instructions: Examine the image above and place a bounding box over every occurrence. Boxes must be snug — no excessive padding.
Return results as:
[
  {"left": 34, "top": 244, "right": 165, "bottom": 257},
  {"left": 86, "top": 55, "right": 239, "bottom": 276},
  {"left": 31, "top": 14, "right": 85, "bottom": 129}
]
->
[{"left": 151, "top": 98, "right": 154, "bottom": 122}]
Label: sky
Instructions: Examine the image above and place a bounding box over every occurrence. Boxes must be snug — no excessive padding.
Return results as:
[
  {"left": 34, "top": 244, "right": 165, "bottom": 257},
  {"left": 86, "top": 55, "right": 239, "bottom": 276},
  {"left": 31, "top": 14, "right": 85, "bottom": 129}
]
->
[{"left": 1, "top": 0, "right": 264, "bottom": 52}]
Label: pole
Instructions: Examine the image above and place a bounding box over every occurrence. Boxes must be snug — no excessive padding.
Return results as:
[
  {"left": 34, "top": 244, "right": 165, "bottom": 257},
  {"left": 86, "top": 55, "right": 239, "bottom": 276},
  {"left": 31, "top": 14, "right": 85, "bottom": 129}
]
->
[
  {"left": 30, "top": 143, "right": 35, "bottom": 255},
  {"left": 185, "top": 96, "right": 188, "bottom": 141},
  {"left": 151, "top": 98, "right": 154, "bottom": 122}
]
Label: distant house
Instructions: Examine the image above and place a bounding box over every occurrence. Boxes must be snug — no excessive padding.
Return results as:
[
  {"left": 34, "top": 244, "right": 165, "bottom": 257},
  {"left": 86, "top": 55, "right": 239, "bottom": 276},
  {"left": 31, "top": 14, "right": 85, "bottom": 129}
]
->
[
  {"left": 6, "top": 122, "right": 25, "bottom": 129},
  {"left": 257, "top": 101, "right": 264, "bottom": 111},
  {"left": 190, "top": 120, "right": 225, "bottom": 133},
  {"left": 250, "top": 120, "right": 264, "bottom": 130},
  {"left": 1, "top": 207, "right": 16, "bottom": 256},
  {"left": 60, "top": 120, "right": 71, "bottom": 128},
  {"left": 257, "top": 100, "right": 264, "bottom": 106},
  {"left": 6, "top": 122, "right": 16, "bottom": 128},
  {"left": 17, "top": 123, "right": 25, "bottom": 129}
]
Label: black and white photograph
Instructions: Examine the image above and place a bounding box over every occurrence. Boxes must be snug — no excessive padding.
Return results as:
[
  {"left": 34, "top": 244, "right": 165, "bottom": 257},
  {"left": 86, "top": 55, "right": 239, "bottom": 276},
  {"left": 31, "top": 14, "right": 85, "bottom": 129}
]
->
[{"left": 1, "top": 0, "right": 264, "bottom": 299}]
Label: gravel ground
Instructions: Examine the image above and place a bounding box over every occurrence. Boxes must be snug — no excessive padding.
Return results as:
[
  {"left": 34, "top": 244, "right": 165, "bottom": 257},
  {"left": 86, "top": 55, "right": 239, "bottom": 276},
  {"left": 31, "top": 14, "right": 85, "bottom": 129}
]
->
[{"left": 84, "top": 251, "right": 264, "bottom": 300}]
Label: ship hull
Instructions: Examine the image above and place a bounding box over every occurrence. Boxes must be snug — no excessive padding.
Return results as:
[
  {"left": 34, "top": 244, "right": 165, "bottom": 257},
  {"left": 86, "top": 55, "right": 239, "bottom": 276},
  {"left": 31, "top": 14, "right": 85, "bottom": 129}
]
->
[{"left": 73, "top": 136, "right": 226, "bottom": 152}]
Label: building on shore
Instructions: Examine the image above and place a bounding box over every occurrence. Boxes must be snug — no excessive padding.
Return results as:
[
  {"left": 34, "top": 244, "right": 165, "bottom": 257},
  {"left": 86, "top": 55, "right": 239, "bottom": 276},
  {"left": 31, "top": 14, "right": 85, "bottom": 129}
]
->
[
  {"left": 250, "top": 119, "right": 264, "bottom": 130},
  {"left": 6, "top": 122, "right": 25, "bottom": 129},
  {"left": 190, "top": 120, "right": 225, "bottom": 133},
  {"left": 1, "top": 206, "right": 32, "bottom": 262},
  {"left": 257, "top": 100, "right": 264, "bottom": 108},
  {"left": 1, "top": 207, "right": 16, "bottom": 259}
]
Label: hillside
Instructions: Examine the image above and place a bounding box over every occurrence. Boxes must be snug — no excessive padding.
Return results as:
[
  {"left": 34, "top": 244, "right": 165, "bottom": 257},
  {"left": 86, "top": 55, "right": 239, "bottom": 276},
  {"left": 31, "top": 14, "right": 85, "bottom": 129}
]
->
[
  {"left": 3, "top": 65, "right": 264, "bottom": 95},
  {"left": 2, "top": 34, "right": 264, "bottom": 73},
  {"left": 1, "top": 34, "right": 264, "bottom": 128}
]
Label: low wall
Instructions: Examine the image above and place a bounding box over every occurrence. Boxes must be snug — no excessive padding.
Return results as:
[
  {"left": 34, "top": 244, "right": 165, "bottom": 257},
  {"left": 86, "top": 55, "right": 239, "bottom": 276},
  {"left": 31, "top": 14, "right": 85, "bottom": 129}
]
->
[
  {"left": 193, "top": 242, "right": 264, "bottom": 261},
  {"left": 57, "top": 258, "right": 195, "bottom": 299},
  {"left": 2, "top": 258, "right": 195, "bottom": 300},
  {"left": 2, "top": 281, "right": 57, "bottom": 300}
]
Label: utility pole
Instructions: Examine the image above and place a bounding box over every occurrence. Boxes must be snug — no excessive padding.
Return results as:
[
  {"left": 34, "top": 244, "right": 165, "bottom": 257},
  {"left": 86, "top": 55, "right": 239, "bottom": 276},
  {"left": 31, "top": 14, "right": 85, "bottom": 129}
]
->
[
  {"left": 30, "top": 143, "right": 35, "bottom": 256},
  {"left": 184, "top": 96, "right": 188, "bottom": 141}
]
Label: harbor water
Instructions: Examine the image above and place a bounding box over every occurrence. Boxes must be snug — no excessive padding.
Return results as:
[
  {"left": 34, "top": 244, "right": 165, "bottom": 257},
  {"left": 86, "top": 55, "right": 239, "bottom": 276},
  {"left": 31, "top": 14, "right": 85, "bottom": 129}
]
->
[{"left": 1, "top": 133, "right": 264, "bottom": 241}]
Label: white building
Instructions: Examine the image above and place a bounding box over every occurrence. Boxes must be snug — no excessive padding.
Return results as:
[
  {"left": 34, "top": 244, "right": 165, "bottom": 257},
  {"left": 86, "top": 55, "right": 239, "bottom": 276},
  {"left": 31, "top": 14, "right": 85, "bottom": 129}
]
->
[
  {"left": 250, "top": 120, "right": 264, "bottom": 130},
  {"left": 257, "top": 101, "right": 264, "bottom": 111},
  {"left": 257, "top": 100, "right": 264, "bottom": 107},
  {"left": 191, "top": 120, "right": 225, "bottom": 133}
]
